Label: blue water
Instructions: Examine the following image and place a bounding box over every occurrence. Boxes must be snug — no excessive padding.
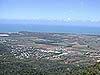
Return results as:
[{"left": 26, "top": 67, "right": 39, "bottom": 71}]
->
[{"left": 0, "top": 24, "right": 100, "bottom": 34}]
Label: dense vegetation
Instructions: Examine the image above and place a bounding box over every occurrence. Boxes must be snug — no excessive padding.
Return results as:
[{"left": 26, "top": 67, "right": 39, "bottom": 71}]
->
[
  {"left": 0, "top": 58, "right": 100, "bottom": 75},
  {"left": 0, "top": 43, "right": 100, "bottom": 75}
]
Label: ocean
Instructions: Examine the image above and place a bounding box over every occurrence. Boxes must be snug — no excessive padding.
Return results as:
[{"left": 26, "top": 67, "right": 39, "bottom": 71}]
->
[{"left": 0, "top": 24, "right": 100, "bottom": 34}]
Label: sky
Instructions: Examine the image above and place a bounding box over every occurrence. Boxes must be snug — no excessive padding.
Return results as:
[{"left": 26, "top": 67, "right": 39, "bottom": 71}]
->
[{"left": 0, "top": 0, "right": 100, "bottom": 22}]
